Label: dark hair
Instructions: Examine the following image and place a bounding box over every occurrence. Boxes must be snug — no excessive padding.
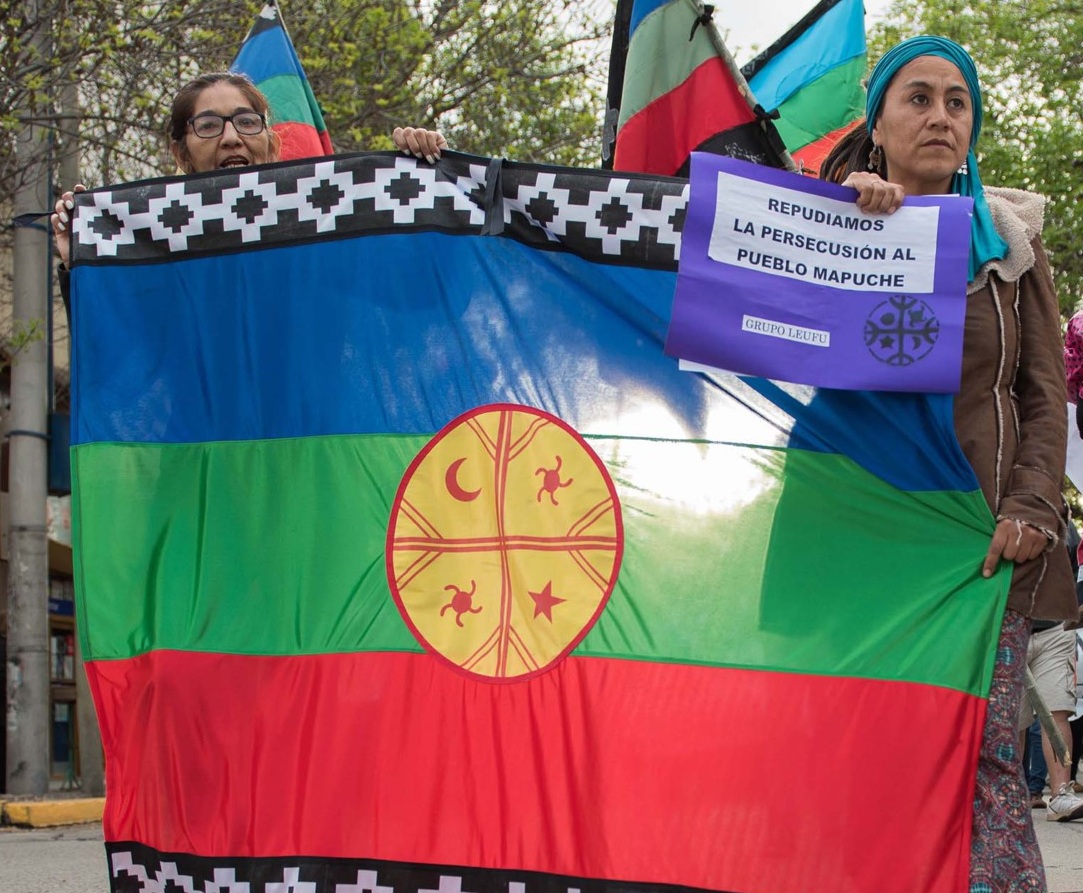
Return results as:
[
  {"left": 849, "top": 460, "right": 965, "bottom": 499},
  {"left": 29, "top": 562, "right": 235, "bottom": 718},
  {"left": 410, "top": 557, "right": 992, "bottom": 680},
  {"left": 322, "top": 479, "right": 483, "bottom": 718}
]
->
[
  {"left": 167, "top": 72, "right": 278, "bottom": 172},
  {"left": 819, "top": 119, "right": 883, "bottom": 184}
]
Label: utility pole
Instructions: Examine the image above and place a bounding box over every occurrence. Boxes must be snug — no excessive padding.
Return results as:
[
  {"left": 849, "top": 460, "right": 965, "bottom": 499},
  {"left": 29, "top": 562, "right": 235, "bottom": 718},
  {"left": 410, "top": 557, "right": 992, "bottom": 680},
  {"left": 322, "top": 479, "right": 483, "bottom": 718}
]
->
[
  {"left": 6, "top": 0, "right": 52, "bottom": 796},
  {"left": 56, "top": 79, "right": 104, "bottom": 796}
]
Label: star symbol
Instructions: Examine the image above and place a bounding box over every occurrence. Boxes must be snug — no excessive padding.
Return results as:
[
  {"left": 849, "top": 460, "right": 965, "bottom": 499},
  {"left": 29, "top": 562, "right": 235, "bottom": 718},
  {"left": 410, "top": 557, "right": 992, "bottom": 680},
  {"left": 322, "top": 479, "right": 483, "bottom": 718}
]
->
[{"left": 528, "top": 581, "right": 566, "bottom": 621}]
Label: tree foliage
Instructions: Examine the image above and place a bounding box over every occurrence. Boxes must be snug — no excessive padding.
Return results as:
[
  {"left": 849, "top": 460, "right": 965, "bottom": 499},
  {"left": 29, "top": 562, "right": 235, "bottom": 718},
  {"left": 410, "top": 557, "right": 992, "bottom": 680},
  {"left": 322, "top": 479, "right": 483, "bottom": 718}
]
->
[
  {"left": 870, "top": 0, "right": 1083, "bottom": 314},
  {"left": 0, "top": 0, "right": 609, "bottom": 200},
  {"left": 292, "top": 0, "right": 610, "bottom": 164},
  {"left": 0, "top": 0, "right": 609, "bottom": 381}
]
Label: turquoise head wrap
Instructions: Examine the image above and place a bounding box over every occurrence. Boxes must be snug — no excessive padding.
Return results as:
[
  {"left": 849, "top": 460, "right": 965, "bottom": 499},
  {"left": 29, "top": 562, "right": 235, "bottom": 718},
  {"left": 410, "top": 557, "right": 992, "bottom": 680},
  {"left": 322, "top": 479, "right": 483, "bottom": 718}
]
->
[{"left": 866, "top": 36, "right": 1007, "bottom": 281}]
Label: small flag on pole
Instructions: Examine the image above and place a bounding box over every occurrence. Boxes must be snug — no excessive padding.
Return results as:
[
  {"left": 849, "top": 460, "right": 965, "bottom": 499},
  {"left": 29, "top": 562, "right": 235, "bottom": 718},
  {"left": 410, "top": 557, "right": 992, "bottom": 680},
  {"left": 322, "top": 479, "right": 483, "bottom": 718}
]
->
[
  {"left": 603, "top": 0, "right": 791, "bottom": 176},
  {"left": 742, "top": 0, "right": 867, "bottom": 176},
  {"left": 231, "top": 1, "right": 332, "bottom": 161}
]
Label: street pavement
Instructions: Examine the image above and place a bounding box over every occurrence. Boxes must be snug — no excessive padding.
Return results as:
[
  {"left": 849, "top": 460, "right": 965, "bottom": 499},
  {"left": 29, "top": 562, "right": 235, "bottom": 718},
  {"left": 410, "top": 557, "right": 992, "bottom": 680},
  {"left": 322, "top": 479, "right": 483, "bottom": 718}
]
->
[
  {"left": 0, "top": 818, "right": 1081, "bottom": 893},
  {"left": 1040, "top": 808, "right": 1083, "bottom": 893},
  {"left": 0, "top": 822, "right": 108, "bottom": 893}
]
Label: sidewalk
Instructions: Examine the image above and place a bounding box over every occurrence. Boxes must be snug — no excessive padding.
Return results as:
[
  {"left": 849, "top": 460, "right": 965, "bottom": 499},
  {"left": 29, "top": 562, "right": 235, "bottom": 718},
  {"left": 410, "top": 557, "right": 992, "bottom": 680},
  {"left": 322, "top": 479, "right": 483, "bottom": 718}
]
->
[
  {"left": 0, "top": 792, "right": 104, "bottom": 828},
  {"left": 1034, "top": 807, "right": 1083, "bottom": 893}
]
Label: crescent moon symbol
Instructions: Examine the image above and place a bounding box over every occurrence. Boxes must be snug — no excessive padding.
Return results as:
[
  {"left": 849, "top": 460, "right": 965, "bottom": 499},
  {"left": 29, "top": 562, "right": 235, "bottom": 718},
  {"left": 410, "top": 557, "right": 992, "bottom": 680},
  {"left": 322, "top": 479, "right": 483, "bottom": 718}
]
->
[{"left": 445, "top": 457, "right": 482, "bottom": 502}]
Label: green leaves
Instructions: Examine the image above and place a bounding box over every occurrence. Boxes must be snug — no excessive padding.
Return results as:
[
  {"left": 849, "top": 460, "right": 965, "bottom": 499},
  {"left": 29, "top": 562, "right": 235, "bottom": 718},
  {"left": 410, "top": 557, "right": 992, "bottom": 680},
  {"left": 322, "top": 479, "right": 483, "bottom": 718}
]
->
[
  {"left": 284, "top": 0, "right": 609, "bottom": 167},
  {"left": 0, "top": 0, "right": 612, "bottom": 371},
  {"left": 0, "top": 0, "right": 610, "bottom": 196}
]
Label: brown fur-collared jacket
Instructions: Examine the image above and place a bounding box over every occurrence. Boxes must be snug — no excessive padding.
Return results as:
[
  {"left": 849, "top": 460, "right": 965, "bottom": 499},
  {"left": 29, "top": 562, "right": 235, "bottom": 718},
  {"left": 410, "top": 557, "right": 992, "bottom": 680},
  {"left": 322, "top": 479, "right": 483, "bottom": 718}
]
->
[{"left": 954, "top": 186, "right": 1075, "bottom": 620}]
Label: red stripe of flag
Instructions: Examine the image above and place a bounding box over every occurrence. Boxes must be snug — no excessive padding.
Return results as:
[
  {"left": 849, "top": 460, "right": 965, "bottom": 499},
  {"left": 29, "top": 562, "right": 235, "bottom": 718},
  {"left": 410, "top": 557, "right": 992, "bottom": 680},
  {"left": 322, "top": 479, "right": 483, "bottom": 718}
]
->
[
  {"left": 90, "top": 649, "right": 979, "bottom": 893},
  {"left": 271, "top": 121, "right": 331, "bottom": 163},
  {"left": 613, "top": 58, "right": 756, "bottom": 176},
  {"left": 791, "top": 119, "right": 862, "bottom": 177}
]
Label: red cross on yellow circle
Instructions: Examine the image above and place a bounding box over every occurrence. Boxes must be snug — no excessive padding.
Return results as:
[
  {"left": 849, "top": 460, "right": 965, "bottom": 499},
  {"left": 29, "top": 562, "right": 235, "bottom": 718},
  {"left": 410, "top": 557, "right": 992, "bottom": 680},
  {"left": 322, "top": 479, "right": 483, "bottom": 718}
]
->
[{"left": 386, "top": 403, "right": 623, "bottom": 681}]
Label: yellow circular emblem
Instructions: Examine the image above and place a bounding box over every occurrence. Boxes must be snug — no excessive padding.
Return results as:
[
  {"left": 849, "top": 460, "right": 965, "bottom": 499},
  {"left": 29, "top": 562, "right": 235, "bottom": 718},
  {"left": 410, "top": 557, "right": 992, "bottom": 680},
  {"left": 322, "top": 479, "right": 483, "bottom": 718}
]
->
[{"left": 386, "top": 403, "right": 623, "bottom": 681}]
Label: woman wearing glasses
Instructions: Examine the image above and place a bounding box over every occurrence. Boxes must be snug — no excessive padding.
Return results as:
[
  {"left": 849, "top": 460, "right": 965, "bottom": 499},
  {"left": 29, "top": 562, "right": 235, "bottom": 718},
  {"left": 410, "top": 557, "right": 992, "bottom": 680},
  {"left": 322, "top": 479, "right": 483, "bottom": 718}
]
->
[
  {"left": 51, "top": 71, "right": 446, "bottom": 265},
  {"left": 168, "top": 72, "right": 285, "bottom": 174},
  {"left": 167, "top": 71, "right": 447, "bottom": 173}
]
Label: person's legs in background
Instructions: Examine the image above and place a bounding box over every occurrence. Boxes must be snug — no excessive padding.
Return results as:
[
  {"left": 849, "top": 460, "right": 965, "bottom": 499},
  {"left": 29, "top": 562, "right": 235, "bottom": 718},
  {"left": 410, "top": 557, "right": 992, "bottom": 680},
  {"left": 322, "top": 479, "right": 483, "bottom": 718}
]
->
[
  {"left": 1070, "top": 711, "right": 1083, "bottom": 792},
  {"left": 1023, "top": 717, "right": 1048, "bottom": 807},
  {"left": 1027, "top": 625, "right": 1083, "bottom": 821},
  {"left": 1071, "top": 630, "right": 1083, "bottom": 792},
  {"left": 1041, "top": 708, "right": 1083, "bottom": 820}
]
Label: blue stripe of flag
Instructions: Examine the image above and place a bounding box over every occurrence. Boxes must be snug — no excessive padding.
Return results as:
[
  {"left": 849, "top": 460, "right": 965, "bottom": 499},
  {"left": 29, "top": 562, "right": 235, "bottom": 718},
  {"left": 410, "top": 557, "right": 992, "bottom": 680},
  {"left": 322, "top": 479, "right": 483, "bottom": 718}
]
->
[
  {"left": 231, "top": 23, "right": 308, "bottom": 84},
  {"left": 747, "top": 0, "right": 866, "bottom": 111},
  {"left": 71, "top": 229, "right": 977, "bottom": 494},
  {"left": 628, "top": 0, "right": 674, "bottom": 38}
]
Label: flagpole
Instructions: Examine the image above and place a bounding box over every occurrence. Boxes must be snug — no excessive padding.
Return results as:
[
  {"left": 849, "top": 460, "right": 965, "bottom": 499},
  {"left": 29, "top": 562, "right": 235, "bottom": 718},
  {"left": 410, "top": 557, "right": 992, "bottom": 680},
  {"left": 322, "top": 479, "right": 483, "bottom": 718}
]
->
[{"left": 684, "top": 0, "right": 798, "bottom": 172}]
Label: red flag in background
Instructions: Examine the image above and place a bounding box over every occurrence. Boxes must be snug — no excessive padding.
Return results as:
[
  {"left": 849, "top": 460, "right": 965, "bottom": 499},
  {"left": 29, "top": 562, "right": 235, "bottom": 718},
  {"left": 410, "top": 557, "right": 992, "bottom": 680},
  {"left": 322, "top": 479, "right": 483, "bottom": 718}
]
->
[
  {"left": 742, "top": 0, "right": 867, "bottom": 175},
  {"left": 603, "top": 0, "right": 790, "bottom": 176},
  {"left": 231, "top": 1, "right": 332, "bottom": 161}
]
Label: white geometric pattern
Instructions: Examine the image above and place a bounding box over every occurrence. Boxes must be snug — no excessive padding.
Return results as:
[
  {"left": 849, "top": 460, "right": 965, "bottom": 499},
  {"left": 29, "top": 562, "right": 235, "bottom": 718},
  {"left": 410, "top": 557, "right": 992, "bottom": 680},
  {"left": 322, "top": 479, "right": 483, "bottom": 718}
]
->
[
  {"left": 111, "top": 849, "right": 150, "bottom": 884},
  {"left": 156, "top": 860, "right": 201, "bottom": 892},
  {"left": 295, "top": 161, "right": 371, "bottom": 233},
  {"left": 417, "top": 876, "right": 477, "bottom": 893},
  {"left": 502, "top": 172, "right": 680, "bottom": 257},
  {"left": 509, "top": 175, "right": 687, "bottom": 261},
  {"left": 220, "top": 172, "right": 285, "bottom": 243},
  {"left": 265, "top": 867, "right": 318, "bottom": 893},
  {"left": 656, "top": 188, "right": 688, "bottom": 255},
  {"left": 108, "top": 848, "right": 692, "bottom": 893},
  {"left": 370, "top": 162, "right": 488, "bottom": 226},
  {"left": 76, "top": 191, "right": 137, "bottom": 257},
  {"left": 71, "top": 154, "right": 686, "bottom": 270},
  {"left": 335, "top": 869, "right": 396, "bottom": 893},
  {"left": 503, "top": 171, "right": 570, "bottom": 243},
  {"left": 147, "top": 182, "right": 212, "bottom": 252},
  {"left": 207, "top": 867, "right": 253, "bottom": 893}
]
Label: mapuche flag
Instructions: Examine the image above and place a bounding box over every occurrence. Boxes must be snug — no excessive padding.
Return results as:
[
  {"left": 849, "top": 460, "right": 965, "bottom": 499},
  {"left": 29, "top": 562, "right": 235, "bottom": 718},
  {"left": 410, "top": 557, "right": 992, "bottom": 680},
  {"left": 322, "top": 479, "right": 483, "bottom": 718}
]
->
[
  {"left": 71, "top": 153, "right": 1003, "bottom": 893},
  {"left": 231, "top": 1, "right": 332, "bottom": 161},
  {"left": 742, "top": 0, "right": 867, "bottom": 176},
  {"left": 604, "top": 0, "right": 789, "bottom": 176}
]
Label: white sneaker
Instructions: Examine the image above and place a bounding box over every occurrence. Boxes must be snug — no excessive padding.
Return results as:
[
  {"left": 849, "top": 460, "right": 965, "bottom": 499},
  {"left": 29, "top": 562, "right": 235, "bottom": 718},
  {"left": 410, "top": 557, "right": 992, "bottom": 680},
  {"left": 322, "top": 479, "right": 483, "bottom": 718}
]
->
[{"left": 1046, "top": 784, "right": 1083, "bottom": 822}]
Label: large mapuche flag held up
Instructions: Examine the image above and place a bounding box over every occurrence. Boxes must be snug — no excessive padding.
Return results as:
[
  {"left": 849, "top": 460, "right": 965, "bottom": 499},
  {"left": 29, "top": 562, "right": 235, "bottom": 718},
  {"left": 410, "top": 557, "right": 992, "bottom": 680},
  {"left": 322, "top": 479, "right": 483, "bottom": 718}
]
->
[{"left": 71, "top": 153, "right": 1005, "bottom": 892}]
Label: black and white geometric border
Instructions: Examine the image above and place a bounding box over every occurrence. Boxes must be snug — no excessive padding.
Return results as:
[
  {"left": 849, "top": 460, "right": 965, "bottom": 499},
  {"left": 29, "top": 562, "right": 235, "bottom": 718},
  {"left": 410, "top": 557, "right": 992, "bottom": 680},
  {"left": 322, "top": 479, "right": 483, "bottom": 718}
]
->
[
  {"left": 107, "top": 843, "right": 727, "bottom": 893},
  {"left": 71, "top": 152, "right": 687, "bottom": 270},
  {"left": 71, "top": 155, "right": 488, "bottom": 263},
  {"left": 501, "top": 167, "right": 686, "bottom": 267}
]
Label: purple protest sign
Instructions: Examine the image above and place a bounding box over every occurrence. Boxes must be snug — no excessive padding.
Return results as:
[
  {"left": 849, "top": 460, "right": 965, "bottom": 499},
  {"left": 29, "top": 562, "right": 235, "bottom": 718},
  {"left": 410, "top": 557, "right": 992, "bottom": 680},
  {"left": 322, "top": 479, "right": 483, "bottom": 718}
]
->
[{"left": 665, "top": 154, "right": 974, "bottom": 392}]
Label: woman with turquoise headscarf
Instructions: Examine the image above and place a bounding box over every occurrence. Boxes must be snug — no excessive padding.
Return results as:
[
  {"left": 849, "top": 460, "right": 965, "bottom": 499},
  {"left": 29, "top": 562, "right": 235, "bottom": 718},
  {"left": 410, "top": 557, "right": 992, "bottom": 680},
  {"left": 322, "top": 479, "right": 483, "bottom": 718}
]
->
[{"left": 822, "top": 36, "right": 1077, "bottom": 890}]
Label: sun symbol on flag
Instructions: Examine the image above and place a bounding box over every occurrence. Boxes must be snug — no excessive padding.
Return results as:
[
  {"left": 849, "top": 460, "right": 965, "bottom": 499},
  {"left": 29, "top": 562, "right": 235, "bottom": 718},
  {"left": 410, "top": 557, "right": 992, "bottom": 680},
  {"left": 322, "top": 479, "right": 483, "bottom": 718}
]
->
[{"left": 385, "top": 403, "right": 623, "bottom": 681}]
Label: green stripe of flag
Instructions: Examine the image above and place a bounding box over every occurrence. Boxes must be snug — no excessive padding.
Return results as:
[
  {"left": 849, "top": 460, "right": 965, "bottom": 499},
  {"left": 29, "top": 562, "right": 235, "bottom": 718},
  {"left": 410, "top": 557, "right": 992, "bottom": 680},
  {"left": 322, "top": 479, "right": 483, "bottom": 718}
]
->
[
  {"left": 616, "top": 2, "right": 718, "bottom": 129},
  {"left": 772, "top": 55, "right": 866, "bottom": 152},
  {"left": 258, "top": 73, "right": 328, "bottom": 130},
  {"left": 73, "top": 436, "right": 1004, "bottom": 695}
]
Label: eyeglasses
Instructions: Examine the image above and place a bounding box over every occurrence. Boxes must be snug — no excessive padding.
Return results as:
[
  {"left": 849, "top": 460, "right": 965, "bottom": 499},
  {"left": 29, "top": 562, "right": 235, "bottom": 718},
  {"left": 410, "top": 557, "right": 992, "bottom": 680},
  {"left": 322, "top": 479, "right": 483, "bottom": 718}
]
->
[{"left": 187, "top": 112, "right": 266, "bottom": 139}]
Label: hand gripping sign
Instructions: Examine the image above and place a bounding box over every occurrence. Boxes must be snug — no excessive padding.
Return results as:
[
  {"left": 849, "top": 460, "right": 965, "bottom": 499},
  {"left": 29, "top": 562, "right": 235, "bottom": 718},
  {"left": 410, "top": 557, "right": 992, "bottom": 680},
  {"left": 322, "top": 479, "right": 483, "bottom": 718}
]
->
[{"left": 665, "top": 154, "right": 973, "bottom": 392}]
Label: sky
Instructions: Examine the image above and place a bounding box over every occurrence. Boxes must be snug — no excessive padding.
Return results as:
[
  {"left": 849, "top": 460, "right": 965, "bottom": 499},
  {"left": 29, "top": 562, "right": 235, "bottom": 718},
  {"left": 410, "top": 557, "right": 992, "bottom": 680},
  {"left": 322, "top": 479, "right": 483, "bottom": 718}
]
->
[{"left": 720, "top": 0, "right": 895, "bottom": 63}]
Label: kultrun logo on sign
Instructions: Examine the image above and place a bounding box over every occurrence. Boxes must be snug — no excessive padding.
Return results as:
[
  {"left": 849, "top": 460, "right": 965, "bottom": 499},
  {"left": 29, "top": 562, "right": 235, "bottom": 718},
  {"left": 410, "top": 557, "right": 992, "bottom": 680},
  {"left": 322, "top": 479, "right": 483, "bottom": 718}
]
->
[
  {"left": 864, "top": 295, "right": 940, "bottom": 367},
  {"left": 386, "top": 403, "right": 624, "bottom": 681}
]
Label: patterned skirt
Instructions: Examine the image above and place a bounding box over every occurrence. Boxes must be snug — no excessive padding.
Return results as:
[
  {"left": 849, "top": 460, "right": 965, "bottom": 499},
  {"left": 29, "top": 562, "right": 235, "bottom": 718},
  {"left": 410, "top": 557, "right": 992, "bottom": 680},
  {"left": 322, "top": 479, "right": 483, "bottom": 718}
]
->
[{"left": 970, "top": 608, "right": 1046, "bottom": 892}]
